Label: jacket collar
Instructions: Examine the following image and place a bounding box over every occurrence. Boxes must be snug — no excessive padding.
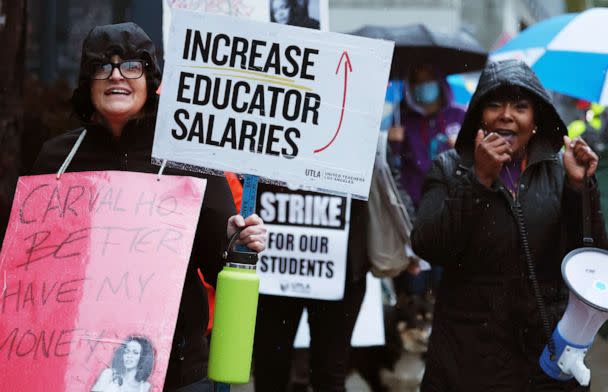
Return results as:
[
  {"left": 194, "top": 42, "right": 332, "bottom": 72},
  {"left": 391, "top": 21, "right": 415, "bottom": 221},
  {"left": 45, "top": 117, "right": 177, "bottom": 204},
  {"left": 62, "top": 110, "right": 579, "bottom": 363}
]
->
[{"left": 83, "top": 113, "right": 156, "bottom": 151}]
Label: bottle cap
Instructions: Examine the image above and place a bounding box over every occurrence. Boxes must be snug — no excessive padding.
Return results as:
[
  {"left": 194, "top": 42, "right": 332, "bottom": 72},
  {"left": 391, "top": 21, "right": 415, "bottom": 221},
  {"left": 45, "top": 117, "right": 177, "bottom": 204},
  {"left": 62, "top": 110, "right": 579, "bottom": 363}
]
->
[{"left": 222, "top": 229, "right": 259, "bottom": 266}]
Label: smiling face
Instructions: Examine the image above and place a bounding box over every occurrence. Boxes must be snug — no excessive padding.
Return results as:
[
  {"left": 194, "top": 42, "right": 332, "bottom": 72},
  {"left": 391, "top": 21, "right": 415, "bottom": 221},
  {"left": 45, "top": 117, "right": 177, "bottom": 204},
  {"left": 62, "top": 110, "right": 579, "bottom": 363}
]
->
[
  {"left": 90, "top": 54, "right": 147, "bottom": 129},
  {"left": 123, "top": 340, "right": 142, "bottom": 371},
  {"left": 481, "top": 86, "right": 536, "bottom": 158}
]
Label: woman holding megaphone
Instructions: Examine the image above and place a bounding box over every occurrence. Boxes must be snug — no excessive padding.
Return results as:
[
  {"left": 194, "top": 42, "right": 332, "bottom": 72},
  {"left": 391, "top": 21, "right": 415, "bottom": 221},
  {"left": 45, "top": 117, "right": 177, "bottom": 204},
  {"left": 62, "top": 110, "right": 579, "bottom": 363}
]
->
[
  {"left": 31, "top": 23, "right": 266, "bottom": 391},
  {"left": 411, "top": 59, "right": 607, "bottom": 391}
]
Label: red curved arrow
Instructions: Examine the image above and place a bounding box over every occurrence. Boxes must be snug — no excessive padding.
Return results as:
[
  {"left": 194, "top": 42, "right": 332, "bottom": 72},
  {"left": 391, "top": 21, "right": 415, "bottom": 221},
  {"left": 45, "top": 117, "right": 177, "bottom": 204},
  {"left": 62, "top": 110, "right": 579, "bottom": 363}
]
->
[{"left": 314, "top": 51, "right": 352, "bottom": 153}]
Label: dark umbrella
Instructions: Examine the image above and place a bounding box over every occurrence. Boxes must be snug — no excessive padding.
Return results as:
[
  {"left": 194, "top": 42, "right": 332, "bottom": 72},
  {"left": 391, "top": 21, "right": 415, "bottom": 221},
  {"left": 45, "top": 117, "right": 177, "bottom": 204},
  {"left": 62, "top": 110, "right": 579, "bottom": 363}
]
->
[{"left": 350, "top": 24, "right": 488, "bottom": 76}]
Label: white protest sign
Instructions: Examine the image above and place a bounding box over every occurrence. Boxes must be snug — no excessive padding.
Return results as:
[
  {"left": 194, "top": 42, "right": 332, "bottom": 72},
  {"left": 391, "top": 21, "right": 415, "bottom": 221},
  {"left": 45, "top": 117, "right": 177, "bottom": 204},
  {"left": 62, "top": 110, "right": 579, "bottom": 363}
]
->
[
  {"left": 318, "top": 0, "right": 330, "bottom": 32},
  {"left": 163, "top": 0, "right": 270, "bottom": 53},
  {"left": 256, "top": 186, "right": 350, "bottom": 300},
  {"left": 153, "top": 9, "right": 394, "bottom": 200},
  {"left": 294, "top": 273, "right": 385, "bottom": 347}
]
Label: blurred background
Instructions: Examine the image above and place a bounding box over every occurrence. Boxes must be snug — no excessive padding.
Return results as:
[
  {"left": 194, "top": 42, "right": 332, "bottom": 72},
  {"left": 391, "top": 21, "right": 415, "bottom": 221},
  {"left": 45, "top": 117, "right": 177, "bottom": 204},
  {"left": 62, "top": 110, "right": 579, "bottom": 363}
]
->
[{"left": 3, "top": 1, "right": 608, "bottom": 390}]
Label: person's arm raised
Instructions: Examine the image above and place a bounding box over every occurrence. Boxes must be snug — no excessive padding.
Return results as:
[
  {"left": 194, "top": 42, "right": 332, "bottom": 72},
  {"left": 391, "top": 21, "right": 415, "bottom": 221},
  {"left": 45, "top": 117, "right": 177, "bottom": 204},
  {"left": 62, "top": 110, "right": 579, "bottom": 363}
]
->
[{"left": 563, "top": 136, "right": 598, "bottom": 190}]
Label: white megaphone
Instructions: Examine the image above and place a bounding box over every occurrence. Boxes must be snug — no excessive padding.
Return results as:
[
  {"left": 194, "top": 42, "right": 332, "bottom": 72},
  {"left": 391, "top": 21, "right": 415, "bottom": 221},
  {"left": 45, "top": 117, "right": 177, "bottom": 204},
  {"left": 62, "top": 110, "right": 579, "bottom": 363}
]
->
[{"left": 539, "top": 247, "right": 608, "bottom": 386}]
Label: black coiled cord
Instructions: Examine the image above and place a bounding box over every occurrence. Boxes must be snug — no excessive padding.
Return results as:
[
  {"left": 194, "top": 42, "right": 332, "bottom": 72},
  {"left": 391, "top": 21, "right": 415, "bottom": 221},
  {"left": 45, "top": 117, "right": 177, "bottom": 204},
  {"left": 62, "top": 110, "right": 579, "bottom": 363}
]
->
[{"left": 512, "top": 201, "right": 556, "bottom": 360}]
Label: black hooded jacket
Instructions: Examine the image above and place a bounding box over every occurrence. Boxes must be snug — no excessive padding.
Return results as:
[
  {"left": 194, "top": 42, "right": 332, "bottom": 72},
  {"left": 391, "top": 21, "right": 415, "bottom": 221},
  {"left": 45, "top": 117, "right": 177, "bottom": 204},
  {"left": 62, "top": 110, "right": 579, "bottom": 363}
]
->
[
  {"left": 31, "top": 23, "right": 234, "bottom": 389},
  {"left": 411, "top": 60, "right": 607, "bottom": 390},
  {"left": 71, "top": 22, "right": 162, "bottom": 123}
]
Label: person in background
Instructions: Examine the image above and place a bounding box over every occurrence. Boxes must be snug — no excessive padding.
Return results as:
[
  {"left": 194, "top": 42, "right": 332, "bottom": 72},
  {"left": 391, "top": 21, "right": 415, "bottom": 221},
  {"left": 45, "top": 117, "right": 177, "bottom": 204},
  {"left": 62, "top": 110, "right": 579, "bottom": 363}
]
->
[
  {"left": 391, "top": 64, "right": 466, "bottom": 205},
  {"left": 568, "top": 102, "right": 608, "bottom": 154},
  {"left": 389, "top": 63, "right": 466, "bottom": 334},
  {"left": 412, "top": 59, "right": 605, "bottom": 391},
  {"left": 31, "top": 23, "right": 266, "bottom": 392}
]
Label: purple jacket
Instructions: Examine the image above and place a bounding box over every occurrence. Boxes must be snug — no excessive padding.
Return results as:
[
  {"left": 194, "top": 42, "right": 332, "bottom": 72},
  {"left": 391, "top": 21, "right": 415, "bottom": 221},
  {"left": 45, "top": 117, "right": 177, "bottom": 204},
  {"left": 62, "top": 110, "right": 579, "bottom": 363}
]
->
[{"left": 393, "top": 75, "right": 465, "bottom": 206}]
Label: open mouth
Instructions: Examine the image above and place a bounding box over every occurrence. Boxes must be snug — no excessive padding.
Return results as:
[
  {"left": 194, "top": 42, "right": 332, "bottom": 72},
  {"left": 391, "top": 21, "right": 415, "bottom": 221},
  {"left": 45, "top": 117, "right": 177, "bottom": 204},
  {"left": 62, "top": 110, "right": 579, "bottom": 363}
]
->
[
  {"left": 495, "top": 129, "right": 516, "bottom": 137},
  {"left": 105, "top": 88, "right": 131, "bottom": 96},
  {"left": 494, "top": 129, "right": 517, "bottom": 144}
]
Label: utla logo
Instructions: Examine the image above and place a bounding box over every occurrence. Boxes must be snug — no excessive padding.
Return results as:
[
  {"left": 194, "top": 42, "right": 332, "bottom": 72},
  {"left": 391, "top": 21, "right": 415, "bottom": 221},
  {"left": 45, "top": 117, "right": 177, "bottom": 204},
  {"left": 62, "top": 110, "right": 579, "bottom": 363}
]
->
[{"left": 305, "top": 169, "right": 321, "bottom": 178}]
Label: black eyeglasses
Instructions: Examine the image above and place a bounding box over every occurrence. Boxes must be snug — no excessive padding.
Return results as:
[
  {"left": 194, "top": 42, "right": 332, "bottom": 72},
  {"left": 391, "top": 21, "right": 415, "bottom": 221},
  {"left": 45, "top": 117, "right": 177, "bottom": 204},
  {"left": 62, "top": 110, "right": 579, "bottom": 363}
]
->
[{"left": 91, "top": 60, "right": 148, "bottom": 80}]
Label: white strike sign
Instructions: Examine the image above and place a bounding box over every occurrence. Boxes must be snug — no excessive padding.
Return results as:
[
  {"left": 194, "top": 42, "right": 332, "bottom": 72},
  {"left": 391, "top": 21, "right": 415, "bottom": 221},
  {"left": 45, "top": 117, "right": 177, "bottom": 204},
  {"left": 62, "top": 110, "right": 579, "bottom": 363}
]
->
[
  {"left": 153, "top": 9, "right": 394, "bottom": 199},
  {"left": 256, "top": 186, "right": 350, "bottom": 300}
]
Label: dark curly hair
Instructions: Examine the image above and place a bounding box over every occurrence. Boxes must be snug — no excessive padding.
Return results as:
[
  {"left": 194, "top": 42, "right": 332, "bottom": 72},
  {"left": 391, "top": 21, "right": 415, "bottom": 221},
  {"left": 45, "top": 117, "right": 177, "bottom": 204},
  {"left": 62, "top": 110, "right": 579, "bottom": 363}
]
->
[
  {"left": 71, "top": 22, "right": 162, "bottom": 122},
  {"left": 111, "top": 336, "right": 155, "bottom": 385}
]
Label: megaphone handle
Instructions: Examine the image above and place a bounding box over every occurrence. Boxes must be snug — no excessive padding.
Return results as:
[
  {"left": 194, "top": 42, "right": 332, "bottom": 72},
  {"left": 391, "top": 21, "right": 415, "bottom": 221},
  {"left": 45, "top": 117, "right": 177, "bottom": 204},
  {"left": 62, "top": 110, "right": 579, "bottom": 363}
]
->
[{"left": 582, "top": 166, "right": 594, "bottom": 247}]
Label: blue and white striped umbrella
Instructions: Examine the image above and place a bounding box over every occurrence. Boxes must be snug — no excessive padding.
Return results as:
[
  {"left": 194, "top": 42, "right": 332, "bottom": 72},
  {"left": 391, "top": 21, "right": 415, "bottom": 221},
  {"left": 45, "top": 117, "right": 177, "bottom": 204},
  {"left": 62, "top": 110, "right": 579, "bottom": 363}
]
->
[
  {"left": 447, "top": 73, "right": 479, "bottom": 107},
  {"left": 491, "top": 8, "right": 608, "bottom": 104}
]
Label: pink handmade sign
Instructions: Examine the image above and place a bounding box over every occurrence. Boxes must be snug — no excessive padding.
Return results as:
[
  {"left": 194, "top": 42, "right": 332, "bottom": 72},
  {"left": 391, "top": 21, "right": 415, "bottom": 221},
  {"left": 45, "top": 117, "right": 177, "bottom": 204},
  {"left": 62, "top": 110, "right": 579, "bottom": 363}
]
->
[{"left": 0, "top": 171, "right": 206, "bottom": 392}]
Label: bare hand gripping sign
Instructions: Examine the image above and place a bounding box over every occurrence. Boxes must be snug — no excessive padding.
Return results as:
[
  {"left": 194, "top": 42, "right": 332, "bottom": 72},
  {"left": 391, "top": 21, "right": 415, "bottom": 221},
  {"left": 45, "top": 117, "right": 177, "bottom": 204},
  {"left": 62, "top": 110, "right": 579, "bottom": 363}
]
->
[
  {"left": 0, "top": 172, "right": 206, "bottom": 392},
  {"left": 153, "top": 10, "right": 394, "bottom": 199}
]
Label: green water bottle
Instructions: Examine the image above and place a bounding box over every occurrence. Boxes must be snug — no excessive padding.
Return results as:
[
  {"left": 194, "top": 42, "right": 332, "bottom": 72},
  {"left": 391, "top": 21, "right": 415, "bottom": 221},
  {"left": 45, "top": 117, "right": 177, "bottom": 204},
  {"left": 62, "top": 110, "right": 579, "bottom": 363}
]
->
[{"left": 208, "top": 231, "right": 260, "bottom": 384}]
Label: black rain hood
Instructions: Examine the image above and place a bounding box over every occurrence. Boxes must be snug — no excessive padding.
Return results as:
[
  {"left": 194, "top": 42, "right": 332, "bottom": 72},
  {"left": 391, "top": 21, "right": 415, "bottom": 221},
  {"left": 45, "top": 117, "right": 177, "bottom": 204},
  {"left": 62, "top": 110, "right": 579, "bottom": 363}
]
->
[
  {"left": 71, "top": 22, "right": 162, "bottom": 122},
  {"left": 455, "top": 59, "right": 566, "bottom": 157}
]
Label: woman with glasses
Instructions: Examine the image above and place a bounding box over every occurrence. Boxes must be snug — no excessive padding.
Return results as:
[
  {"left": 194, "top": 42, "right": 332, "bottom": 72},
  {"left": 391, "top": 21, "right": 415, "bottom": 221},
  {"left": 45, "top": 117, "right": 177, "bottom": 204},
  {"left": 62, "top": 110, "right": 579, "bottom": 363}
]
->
[{"left": 31, "top": 22, "right": 266, "bottom": 392}]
